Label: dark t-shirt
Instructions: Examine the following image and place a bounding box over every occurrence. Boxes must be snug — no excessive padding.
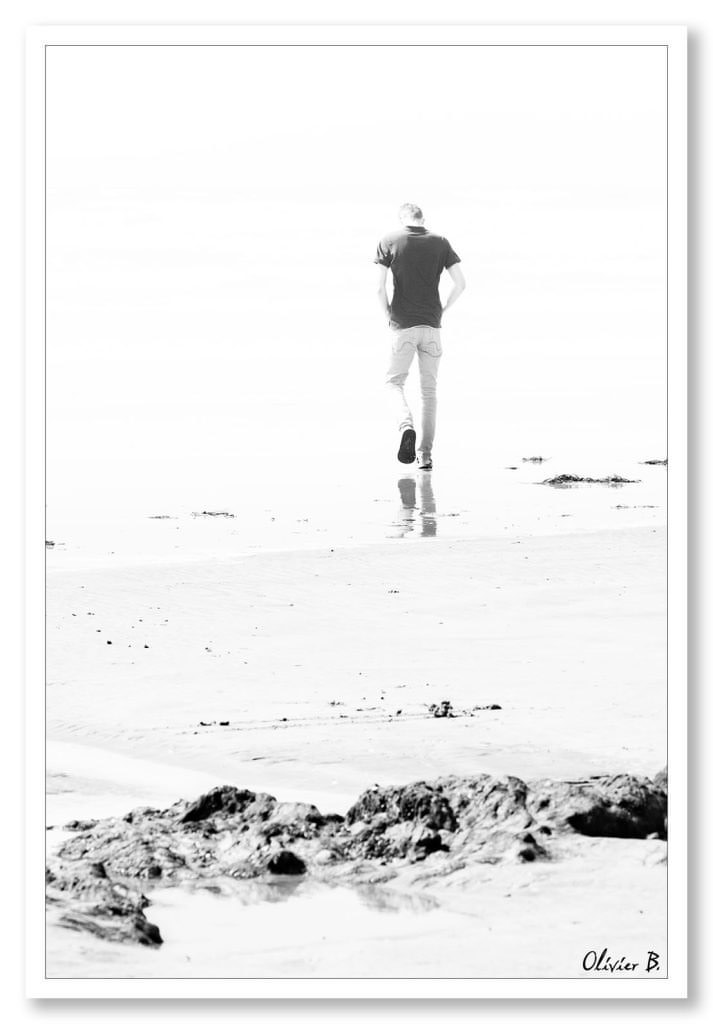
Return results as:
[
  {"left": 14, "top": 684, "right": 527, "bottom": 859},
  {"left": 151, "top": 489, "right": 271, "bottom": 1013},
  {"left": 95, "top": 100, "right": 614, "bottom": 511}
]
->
[{"left": 374, "top": 226, "right": 461, "bottom": 329}]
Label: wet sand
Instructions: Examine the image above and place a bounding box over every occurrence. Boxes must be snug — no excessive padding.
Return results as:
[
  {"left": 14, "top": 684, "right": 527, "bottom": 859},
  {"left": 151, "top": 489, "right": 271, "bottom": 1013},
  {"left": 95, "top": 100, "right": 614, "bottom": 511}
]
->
[
  {"left": 46, "top": 842, "right": 666, "bottom": 979},
  {"left": 47, "top": 525, "right": 666, "bottom": 798}
]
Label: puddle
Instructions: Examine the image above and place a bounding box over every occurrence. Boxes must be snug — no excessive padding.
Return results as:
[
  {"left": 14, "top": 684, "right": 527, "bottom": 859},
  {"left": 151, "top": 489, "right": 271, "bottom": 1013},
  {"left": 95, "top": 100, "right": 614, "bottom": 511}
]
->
[{"left": 46, "top": 878, "right": 484, "bottom": 979}]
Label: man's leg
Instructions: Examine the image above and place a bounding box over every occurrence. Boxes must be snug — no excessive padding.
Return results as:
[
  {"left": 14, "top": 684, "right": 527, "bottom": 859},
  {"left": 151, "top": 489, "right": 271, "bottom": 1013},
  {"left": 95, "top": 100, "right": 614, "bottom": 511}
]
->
[
  {"left": 385, "top": 328, "right": 417, "bottom": 435},
  {"left": 416, "top": 327, "right": 442, "bottom": 461}
]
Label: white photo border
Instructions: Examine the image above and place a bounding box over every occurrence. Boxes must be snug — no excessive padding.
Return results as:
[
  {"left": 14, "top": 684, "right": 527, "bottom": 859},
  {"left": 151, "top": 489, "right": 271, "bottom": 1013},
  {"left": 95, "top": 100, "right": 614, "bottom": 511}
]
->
[{"left": 25, "top": 21, "right": 688, "bottom": 1000}]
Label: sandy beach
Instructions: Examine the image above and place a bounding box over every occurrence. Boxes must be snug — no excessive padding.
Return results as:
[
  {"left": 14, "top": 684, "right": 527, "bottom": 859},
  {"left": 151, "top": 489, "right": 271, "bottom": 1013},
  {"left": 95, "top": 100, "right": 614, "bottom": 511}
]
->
[
  {"left": 46, "top": 516, "right": 667, "bottom": 978},
  {"left": 47, "top": 524, "right": 666, "bottom": 794}
]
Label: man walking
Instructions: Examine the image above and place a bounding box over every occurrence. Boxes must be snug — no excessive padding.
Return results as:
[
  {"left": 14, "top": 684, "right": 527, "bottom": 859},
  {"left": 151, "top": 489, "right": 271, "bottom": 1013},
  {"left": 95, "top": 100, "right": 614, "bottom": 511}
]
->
[{"left": 375, "top": 203, "right": 465, "bottom": 469}]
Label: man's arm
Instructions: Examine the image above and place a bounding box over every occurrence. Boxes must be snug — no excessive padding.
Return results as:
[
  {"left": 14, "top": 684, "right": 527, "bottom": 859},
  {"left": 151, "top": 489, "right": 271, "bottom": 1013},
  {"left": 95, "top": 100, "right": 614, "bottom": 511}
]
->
[
  {"left": 442, "top": 263, "right": 466, "bottom": 315},
  {"left": 376, "top": 263, "right": 391, "bottom": 320}
]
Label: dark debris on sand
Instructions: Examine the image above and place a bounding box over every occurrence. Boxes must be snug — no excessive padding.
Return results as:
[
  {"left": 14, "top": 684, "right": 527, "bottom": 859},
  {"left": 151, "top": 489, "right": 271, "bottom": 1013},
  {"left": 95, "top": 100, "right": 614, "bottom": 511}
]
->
[
  {"left": 541, "top": 474, "right": 640, "bottom": 487},
  {"left": 47, "top": 769, "right": 667, "bottom": 946},
  {"left": 192, "top": 510, "right": 236, "bottom": 518},
  {"left": 428, "top": 701, "right": 501, "bottom": 718},
  {"left": 429, "top": 700, "right": 455, "bottom": 718}
]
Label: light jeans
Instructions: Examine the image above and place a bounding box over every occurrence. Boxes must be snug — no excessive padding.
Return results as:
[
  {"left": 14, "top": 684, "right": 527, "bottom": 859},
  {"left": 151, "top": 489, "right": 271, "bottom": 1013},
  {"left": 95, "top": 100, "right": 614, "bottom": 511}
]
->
[{"left": 385, "top": 325, "right": 442, "bottom": 457}]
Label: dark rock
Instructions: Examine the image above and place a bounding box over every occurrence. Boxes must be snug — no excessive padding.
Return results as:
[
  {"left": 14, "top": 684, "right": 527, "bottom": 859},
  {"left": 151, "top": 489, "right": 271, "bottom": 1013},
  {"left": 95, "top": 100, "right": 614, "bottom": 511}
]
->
[
  {"left": 527, "top": 774, "right": 667, "bottom": 839},
  {"left": 346, "top": 781, "right": 457, "bottom": 833},
  {"left": 50, "top": 858, "right": 150, "bottom": 901},
  {"left": 518, "top": 835, "right": 544, "bottom": 860},
  {"left": 266, "top": 850, "right": 306, "bottom": 875},
  {"left": 652, "top": 767, "right": 668, "bottom": 835},
  {"left": 321, "top": 813, "right": 345, "bottom": 826},
  {"left": 412, "top": 831, "right": 445, "bottom": 858},
  {"left": 179, "top": 786, "right": 274, "bottom": 825},
  {"left": 342, "top": 776, "right": 537, "bottom": 864},
  {"left": 47, "top": 769, "right": 667, "bottom": 947},
  {"left": 445, "top": 775, "right": 532, "bottom": 832},
  {"left": 64, "top": 819, "right": 97, "bottom": 832},
  {"left": 123, "top": 807, "right": 160, "bottom": 824},
  {"left": 512, "top": 831, "right": 549, "bottom": 860},
  {"left": 58, "top": 908, "right": 163, "bottom": 946}
]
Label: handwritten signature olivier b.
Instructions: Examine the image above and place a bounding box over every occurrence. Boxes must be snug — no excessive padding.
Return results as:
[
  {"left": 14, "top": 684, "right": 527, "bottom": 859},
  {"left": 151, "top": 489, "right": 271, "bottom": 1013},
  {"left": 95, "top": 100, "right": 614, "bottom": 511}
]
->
[{"left": 582, "top": 948, "right": 661, "bottom": 974}]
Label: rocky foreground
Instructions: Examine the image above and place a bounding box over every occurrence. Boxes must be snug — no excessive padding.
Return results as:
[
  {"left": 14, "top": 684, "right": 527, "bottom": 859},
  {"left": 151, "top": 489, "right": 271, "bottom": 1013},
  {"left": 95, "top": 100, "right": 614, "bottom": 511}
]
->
[{"left": 46, "top": 768, "right": 667, "bottom": 947}]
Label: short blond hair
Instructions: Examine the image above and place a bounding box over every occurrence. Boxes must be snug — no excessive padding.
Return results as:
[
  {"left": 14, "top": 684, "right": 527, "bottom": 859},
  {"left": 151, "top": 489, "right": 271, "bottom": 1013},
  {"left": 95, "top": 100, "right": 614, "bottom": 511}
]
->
[{"left": 399, "top": 203, "right": 424, "bottom": 221}]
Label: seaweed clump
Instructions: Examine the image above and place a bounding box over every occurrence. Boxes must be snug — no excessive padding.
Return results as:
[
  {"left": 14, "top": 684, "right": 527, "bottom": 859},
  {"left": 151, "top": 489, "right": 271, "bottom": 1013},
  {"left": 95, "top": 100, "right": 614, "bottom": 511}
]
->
[{"left": 541, "top": 474, "right": 639, "bottom": 487}]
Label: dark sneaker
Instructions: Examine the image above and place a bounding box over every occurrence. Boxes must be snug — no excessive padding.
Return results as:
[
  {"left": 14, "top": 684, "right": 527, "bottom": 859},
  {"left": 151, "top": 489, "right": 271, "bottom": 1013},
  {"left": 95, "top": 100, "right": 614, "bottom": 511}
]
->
[
  {"left": 417, "top": 454, "right": 433, "bottom": 471},
  {"left": 397, "top": 428, "right": 417, "bottom": 464}
]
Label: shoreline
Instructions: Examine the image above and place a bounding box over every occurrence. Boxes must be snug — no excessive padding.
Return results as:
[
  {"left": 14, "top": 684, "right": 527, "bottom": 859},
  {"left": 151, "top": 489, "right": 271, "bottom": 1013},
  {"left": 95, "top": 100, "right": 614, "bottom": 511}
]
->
[
  {"left": 46, "top": 519, "right": 665, "bottom": 576},
  {"left": 46, "top": 739, "right": 354, "bottom": 827}
]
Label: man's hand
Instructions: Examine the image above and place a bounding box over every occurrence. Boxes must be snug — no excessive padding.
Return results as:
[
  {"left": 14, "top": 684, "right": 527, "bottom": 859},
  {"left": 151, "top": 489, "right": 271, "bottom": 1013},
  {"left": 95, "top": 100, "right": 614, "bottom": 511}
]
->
[
  {"left": 376, "top": 263, "right": 391, "bottom": 320},
  {"left": 442, "top": 263, "right": 466, "bottom": 314}
]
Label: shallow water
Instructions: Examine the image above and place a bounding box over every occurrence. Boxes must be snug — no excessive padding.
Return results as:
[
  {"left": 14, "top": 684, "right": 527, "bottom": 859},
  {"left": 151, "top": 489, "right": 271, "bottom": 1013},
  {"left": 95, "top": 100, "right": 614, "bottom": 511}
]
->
[
  {"left": 47, "top": 880, "right": 475, "bottom": 979},
  {"left": 46, "top": 447, "right": 666, "bottom": 571},
  {"left": 45, "top": 852, "right": 666, "bottom": 980},
  {"left": 51, "top": 869, "right": 627, "bottom": 980},
  {"left": 46, "top": 764, "right": 473, "bottom": 979}
]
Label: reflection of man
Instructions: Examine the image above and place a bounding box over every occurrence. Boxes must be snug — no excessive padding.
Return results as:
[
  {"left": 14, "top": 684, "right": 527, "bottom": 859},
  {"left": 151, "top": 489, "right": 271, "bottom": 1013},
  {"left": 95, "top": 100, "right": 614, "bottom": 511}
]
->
[
  {"left": 397, "top": 477, "right": 417, "bottom": 534},
  {"left": 375, "top": 203, "right": 466, "bottom": 470},
  {"left": 418, "top": 473, "right": 437, "bottom": 537},
  {"left": 395, "top": 475, "right": 437, "bottom": 538}
]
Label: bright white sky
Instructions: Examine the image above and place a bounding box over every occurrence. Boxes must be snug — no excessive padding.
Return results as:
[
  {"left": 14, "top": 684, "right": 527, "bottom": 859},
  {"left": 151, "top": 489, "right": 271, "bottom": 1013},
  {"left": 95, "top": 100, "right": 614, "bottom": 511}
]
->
[{"left": 46, "top": 44, "right": 667, "bottom": 513}]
